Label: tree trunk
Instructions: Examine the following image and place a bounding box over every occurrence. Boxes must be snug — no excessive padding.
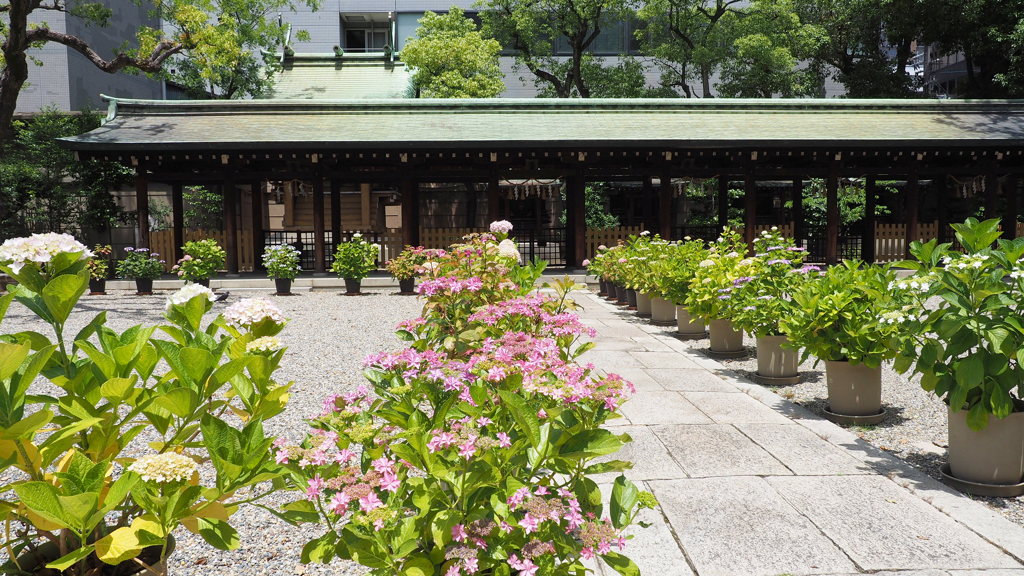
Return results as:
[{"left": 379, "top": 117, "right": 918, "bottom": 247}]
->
[
  {"left": 701, "top": 66, "right": 712, "bottom": 97},
  {"left": 0, "top": 0, "right": 30, "bottom": 142}
]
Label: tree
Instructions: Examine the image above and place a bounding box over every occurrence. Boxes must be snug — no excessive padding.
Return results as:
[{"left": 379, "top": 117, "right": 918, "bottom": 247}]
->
[
  {"left": 0, "top": 0, "right": 318, "bottom": 139},
  {"left": 0, "top": 108, "right": 129, "bottom": 240},
  {"left": 162, "top": 0, "right": 320, "bottom": 99},
  {"left": 794, "top": 0, "right": 931, "bottom": 97},
  {"left": 400, "top": 8, "right": 505, "bottom": 98},
  {"left": 560, "top": 183, "right": 621, "bottom": 229},
  {"left": 478, "top": 0, "right": 635, "bottom": 98},
  {"left": 715, "top": 0, "right": 824, "bottom": 97}
]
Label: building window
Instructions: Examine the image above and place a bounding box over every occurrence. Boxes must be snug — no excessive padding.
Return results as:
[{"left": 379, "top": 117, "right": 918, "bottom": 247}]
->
[{"left": 341, "top": 12, "right": 393, "bottom": 53}]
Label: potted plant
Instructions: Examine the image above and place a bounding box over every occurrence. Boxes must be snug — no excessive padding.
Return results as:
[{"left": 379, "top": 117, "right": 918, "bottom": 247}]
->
[
  {"left": 781, "top": 261, "right": 909, "bottom": 424},
  {"left": 331, "top": 233, "right": 379, "bottom": 294},
  {"left": 173, "top": 238, "right": 226, "bottom": 286},
  {"left": 651, "top": 236, "right": 708, "bottom": 338},
  {"left": 263, "top": 243, "right": 302, "bottom": 295},
  {"left": 115, "top": 247, "right": 164, "bottom": 294},
  {"left": 0, "top": 234, "right": 294, "bottom": 576},
  {"left": 730, "top": 229, "right": 813, "bottom": 384},
  {"left": 385, "top": 246, "right": 426, "bottom": 294},
  {"left": 686, "top": 228, "right": 755, "bottom": 356},
  {"left": 894, "top": 218, "right": 1024, "bottom": 494},
  {"left": 87, "top": 244, "right": 112, "bottom": 295}
]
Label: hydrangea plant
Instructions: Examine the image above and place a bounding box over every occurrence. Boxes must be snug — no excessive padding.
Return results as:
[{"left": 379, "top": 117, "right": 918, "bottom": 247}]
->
[
  {"left": 728, "top": 229, "right": 814, "bottom": 338},
  {"left": 280, "top": 232, "right": 652, "bottom": 576},
  {"left": 685, "top": 227, "right": 757, "bottom": 321},
  {"left": 0, "top": 236, "right": 294, "bottom": 575},
  {"left": 263, "top": 244, "right": 302, "bottom": 280},
  {"left": 115, "top": 247, "right": 165, "bottom": 280},
  {"left": 331, "top": 233, "right": 380, "bottom": 280},
  {"left": 173, "top": 238, "right": 227, "bottom": 282}
]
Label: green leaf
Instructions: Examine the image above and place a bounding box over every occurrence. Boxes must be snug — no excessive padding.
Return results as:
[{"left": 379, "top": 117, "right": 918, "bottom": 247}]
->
[
  {"left": 496, "top": 389, "right": 540, "bottom": 447},
  {"left": 300, "top": 532, "right": 338, "bottom": 564},
  {"left": 13, "top": 481, "right": 69, "bottom": 528},
  {"left": 601, "top": 551, "right": 641, "bottom": 576},
  {"left": 584, "top": 460, "right": 634, "bottom": 474},
  {"left": 559, "top": 429, "right": 629, "bottom": 460},
  {"left": 196, "top": 518, "right": 240, "bottom": 550},
  {"left": 430, "top": 509, "right": 457, "bottom": 548},
  {"left": 45, "top": 545, "right": 96, "bottom": 571},
  {"left": 954, "top": 355, "right": 985, "bottom": 389},
  {"left": 610, "top": 475, "right": 639, "bottom": 529},
  {"left": 41, "top": 271, "right": 89, "bottom": 325},
  {"left": 155, "top": 387, "right": 200, "bottom": 418},
  {"left": 100, "top": 376, "right": 137, "bottom": 402},
  {"left": 400, "top": 555, "right": 435, "bottom": 576},
  {"left": 0, "top": 341, "right": 30, "bottom": 381},
  {"left": 967, "top": 401, "right": 990, "bottom": 431}
]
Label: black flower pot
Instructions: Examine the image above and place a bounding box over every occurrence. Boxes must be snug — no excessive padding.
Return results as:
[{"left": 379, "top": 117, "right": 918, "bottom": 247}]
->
[
  {"left": 193, "top": 278, "right": 210, "bottom": 288},
  {"left": 275, "top": 278, "right": 293, "bottom": 295},
  {"left": 135, "top": 278, "right": 154, "bottom": 295},
  {"left": 626, "top": 288, "right": 638, "bottom": 310},
  {"left": 88, "top": 278, "right": 106, "bottom": 295},
  {"left": 344, "top": 277, "right": 362, "bottom": 295},
  {"left": 398, "top": 277, "right": 416, "bottom": 294},
  {"left": 615, "top": 283, "right": 629, "bottom": 305},
  {"left": 598, "top": 278, "right": 608, "bottom": 296}
]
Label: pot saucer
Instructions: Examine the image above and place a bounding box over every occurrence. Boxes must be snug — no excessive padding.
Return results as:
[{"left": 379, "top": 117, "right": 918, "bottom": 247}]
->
[
  {"left": 939, "top": 464, "right": 1024, "bottom": 497},
  {"left": 822, "top": 406, "right": 886, "bottom": 426}
]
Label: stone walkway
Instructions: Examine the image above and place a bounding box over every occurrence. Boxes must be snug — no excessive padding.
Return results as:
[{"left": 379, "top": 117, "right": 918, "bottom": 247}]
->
[{"left": 574, "top": 291, "right": 1024, "bottom": 576}]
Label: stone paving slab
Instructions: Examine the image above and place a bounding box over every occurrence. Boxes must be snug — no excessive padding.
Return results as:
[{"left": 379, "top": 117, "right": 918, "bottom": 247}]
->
[
  {"left": 645, "top": 367, "right": 742, "bottom": 393},
  {"left": 736, "top": 423, "right": 874, "bottom": 476},
  {"left": 617, "top": 391, "right": 713, "bottom": 426},
  {"left": 592, "top": 425, "right": 687, "bottom": 482},
  {"left": 683, "top": 391, "right": 793, "bottom": 424},
  {"left": 653, "top": 424, "right": 791, "bottom": 477},
  {"left": 650, "top": 476, "right": 858, "bottom": 576},
  {"left": 599, "top": 367, "right": 665, "bottom": 392},
  {"left": 768, "top": 475, "right": 1021, "bottom": 571},
  {"left": 629, "top": 350, "right": 702, "bottom": 369}
]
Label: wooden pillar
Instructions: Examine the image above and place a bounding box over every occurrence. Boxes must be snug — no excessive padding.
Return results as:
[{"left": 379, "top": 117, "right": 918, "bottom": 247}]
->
[
  {"left": 863, "top": 177, "right": 877, "bottom": 263},
  {"left": 566, "top": 174, "right": 586, "bottom": 267},
  {"left": 717, "top": 176, "right": 729, "bottom": 230},
  {"left": 905, "top": 173, "right": 920, "bottom": 258},
  {"left": 223, "top": 177, "right": 239, "bottom": 274},
  {"left": 1006, "top": 175, "right": 1020, "bottom": 238},
  {"left": 937, "top": 175, "right": 950, "bottom": 243},
  {"left": 986, "top": 169, "right": 1000, "bottom": 219},
  {"left": 659, "top": 172, "right": 673, "bottom": 239},
  {"left": 487, "top": 175, "right": 500, "bottom": 223},
  {"left": 825, "top": 169, "right": 840, "bottom": 265},
  {"left": 792, "top": 178, "right": 804, "bottom": 248},
  {"left": 135, "top": 167, "right": 150, "bottom": 249},
  {"left": 359, "top": 183, "right": 371, "bottom": 230},
  {"left": 171, "top": 182, "right": 184, "bottom": 263},
  {"left": 330, "top": 179, "right": 342, "bottom": 250},
  {"left": 743, "top": 170, "right": 756, "bottom": 247},
  {"left": 400, "top": 179, "right": 420, "bottom": 247},
  {"left": 312, "top": 176, "right": 326, "bottom": 273},
  {"left": 251, "top": 181, "right": 265, "bottom": 270}
]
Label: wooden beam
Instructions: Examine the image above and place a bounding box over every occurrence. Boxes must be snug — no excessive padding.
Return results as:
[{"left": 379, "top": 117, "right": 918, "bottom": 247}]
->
[
  {"left": 223, "top": 177, "right": 239, "bottom": 274},
  {"left": 487, "top": 175, "right": 500, "bottom": 223},
  {"left": 171, "top": 182, "right": 184, "bottom": 263},
  {"left": 986, "top": 168, "right": 1000, "bottom": 219},
  {"left": 400, "top": 179, "right": 420, "bottom": 247},
  {"left": 743, "top": 169, "right": 756, "bottom": 247},
  {"left": 825, "top": 168, "right": 839, "bottom": 265},
  {"left": 937, "top": 175, "right": 949, "bottom": 244},
  {"left": 905, "top": 172, "right": 920, "bottom": 258},
  {"left": 135, "top": 168, "right": 150, "bottom": 249},
  {"left": 312, "top": 176, "right": 326, "bottom": 274},
  {"left": 863, "top": 177, "right": 877, "bottom": 263},
  {"left": 359, "top": 182, "right": 371, "bottom": 230},
  {"left": 251, "top": 181, "right": 265, "bottom": 271},
  {"left": 659, "top": 172, "right": 673, "bottom": 239},
  {"left": 330, "top": 179, "right": 342, "bottom": 248}
]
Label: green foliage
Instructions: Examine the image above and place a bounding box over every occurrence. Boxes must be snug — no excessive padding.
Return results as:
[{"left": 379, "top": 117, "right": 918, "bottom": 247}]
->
[
  {"left": 87, "top": 245, "right": 112, "bottom": 281},
  {"left": 478, "top": 0, "right": 634, "bottom": 98},
  {"left": 263, "top": 244, "right": 302, "bottom": 280},
  {"left": 560, "top": 184, "right": 621, "bottom": 229},
  {"left": 331, "top": 234, "right": 379, "bottom": 281},
  {"left": 894, "top": 218, "right": 1024, "bottom": 429},
  {"left": 787, "top": 178, "right": 892, "bottom": 232},
  {"left": 684, "top": 227, "right": 757, "bottom": 321},
  {"left": 385, "top": 246, "right": 429, "bottom": 281},
  {"left": 780, "top": 261, "right": 910, "bottom": 367},
  {"left": 400, "top": 8, "right": 505, "bottom": 98},
  {"left": 0, "top": 109, "right": 128, "bottom": 240},
  {"left": 183, "top": 185, "right": 224, "bottom": 230},
  {"left": 728, "top": 230, "right": 813, "bottom": 337},
  {"left": 174, "top": 239, "right": 227, "bottom": 281},
  {"left": 115, "top": 248, "right": 165, "bottom": 280},
  {"left": 650, "top": 237, "right": 709, "bottom": 302},
  {"left": 0, "top": 237, "right": 292, "bottom": 573}
]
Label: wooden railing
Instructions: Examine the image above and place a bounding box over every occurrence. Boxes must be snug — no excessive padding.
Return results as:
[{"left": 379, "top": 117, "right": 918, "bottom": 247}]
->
[
  {"left": 585, "top": 226, "right": 646, "bottom": 259},
  {"left": 874, "top": 222, "right": 939, "bottom": 262}
]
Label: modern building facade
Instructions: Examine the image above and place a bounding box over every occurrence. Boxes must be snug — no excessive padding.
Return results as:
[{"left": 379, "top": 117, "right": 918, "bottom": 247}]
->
[{"left": 16, "top": 0, "right": 164, "bottom": 115}]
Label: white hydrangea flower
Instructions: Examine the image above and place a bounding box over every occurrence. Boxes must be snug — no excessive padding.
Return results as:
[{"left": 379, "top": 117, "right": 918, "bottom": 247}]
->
[
  {"left": 879, "top": 311, "right": 909, "bottom": 325},
  {"left": 1010, "top": 269, "right": 1024, "bottom": 279},
  {"left": 0, "top": 233, "right": 91, "bottom": 274},
  {"left": 128, "top": 453, "right": 197, "bottom": 484},
  {"left": 497, "top": 239, "right": 520, "bottom": 261},
  {"left": 246, "top": 336, "right": 283, "bottom": 353},
  {"left": 165, "top": 284, "right": 216, "bottom": 311},
  {"left": 223, "top": 298, "right": 286, "bottom": 329}
]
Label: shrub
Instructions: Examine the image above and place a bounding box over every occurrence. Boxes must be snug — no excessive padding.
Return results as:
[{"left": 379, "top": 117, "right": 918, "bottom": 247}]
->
[
  {"left": 115, "top": 247, "right": 165, "bottom": 279},
  {"left": 173, "top": 238, "right": 226, "bottom": 282},
  {"left": 331, "top": 233, "right": 379, "bottom": 280},
  {"left": 263, "top": 244, "right": 302, "bottom": 280},
  {"left": 87, "top": 243, "right": 112, "bottom": 280}
]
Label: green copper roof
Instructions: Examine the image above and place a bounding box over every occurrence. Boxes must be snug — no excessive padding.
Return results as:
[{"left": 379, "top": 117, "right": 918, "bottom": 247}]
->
[
  {"left": 268, "top": 54, "right": 411, "bottom": 100},
  {"left": 60, "top": 97, "right": 1024, "bottom": 151}
]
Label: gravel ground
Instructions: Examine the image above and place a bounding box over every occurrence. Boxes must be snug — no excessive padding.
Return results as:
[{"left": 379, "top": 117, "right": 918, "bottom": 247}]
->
[
  {"left": 602, "top": 296, "right": 1024, "bottom": 527},
  {"left": 0, "top": 287, "right": 422, "bottom": 576}
]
